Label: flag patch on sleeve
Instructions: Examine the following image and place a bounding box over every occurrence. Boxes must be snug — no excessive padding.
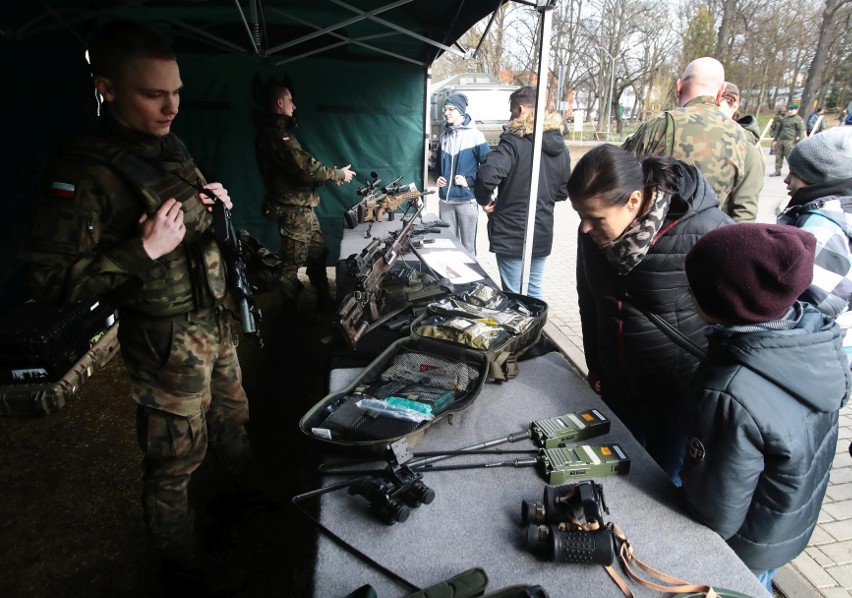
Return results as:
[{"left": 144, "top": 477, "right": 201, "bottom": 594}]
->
[
  {"left": 49, "top": 182, "right": 76, "bottom": 199},
  {"left": 282, "top": 136, "right": 290, "bottom": 142}
]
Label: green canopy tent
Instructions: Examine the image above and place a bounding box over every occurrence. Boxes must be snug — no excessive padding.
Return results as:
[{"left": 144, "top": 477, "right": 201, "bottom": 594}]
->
[{"left": 0, "top": 0, "right": 512, "bottom": 309}]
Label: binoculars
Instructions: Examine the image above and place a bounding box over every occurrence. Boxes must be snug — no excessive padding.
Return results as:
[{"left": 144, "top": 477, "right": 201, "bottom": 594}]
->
[
  {"left": 521, "top": 480, "right": 615, "bottom": 565},
  {"left": 348, "top": 467, "right": 435, "bottom": 525},
  {"left": 522, "top": 480, "right": 607, "bottom": 526}
]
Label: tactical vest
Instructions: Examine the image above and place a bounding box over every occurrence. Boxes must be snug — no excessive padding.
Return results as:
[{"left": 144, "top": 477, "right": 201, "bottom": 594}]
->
[{"left": 65, "top": 135, "right": 227, "bottom": 317}]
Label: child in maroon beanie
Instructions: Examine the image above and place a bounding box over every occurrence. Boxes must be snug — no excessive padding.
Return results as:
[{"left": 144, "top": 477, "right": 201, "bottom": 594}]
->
[{"left": 680, "top": 223, "right": 850, "bottom": 593}]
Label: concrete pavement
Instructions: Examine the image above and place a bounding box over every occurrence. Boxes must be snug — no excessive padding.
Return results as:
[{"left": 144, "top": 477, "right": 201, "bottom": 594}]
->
[{"left": 438, "top": 146, "right": 852, "bottom": 597}]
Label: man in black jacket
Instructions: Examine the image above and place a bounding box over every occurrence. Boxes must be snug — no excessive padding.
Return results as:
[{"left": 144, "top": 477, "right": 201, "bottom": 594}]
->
[{"left": 473, "top": 86, "right": 571, "bottom": 299}]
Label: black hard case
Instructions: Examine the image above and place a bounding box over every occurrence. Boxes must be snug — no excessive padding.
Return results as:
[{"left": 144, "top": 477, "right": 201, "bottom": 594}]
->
[
  {"left": 0, "top": 324, "right": 120, "bottom": 416},
  {"left": 0, "top": 298, "right": 118, "bottom": 383},
  {"left": 300, "top": 337, "right": 489, "bottom": 453}
]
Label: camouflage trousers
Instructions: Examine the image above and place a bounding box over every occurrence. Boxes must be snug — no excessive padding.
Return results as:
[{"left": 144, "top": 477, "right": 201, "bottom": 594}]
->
[
  {"left": 276, "top": 205, "right": 329, "bottom": 303},
  {"left": 774, "top": 139, "right": 796, "bottom": 174},
  {"left": 118, "top": 307, "right": 252, "bottom": 557}
]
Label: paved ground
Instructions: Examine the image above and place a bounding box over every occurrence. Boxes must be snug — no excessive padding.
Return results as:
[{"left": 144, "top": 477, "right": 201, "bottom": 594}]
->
[{"left": 428, "top": 143, "right": 852, "bottom": 598}]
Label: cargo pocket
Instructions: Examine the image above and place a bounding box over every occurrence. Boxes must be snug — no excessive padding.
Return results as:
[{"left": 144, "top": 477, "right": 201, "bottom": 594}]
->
[
  {"left": 137, "top": 406, "right": 204, "bottom": 462},
  {"left": 278, "top": 207, "right": 311, "bottom": 266},
  {"left": 119, "top": 316, "right": 175, "bottom": 371}
]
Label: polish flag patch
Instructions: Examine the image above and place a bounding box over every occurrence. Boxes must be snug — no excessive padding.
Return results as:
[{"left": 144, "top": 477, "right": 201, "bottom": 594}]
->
[
  {"left": 282, "top": 136, "right": 290, "bottom": 142},
  {"left": 49, "top": 182, "right": 76, "bottom": 199}
]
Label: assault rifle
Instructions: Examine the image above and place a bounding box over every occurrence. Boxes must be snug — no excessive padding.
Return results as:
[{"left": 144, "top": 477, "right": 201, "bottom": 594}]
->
[
  {"left": 337, "top": 199, "right": 448, "bottom": 349},
  {"left": 344, "top": 171, "right": 434, "bottom": 238},
  {"left": 209, "top": 196, "right": 263, "bottom": 347}
]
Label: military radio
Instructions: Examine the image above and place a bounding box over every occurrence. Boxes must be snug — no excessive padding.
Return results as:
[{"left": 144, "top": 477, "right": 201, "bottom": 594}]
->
[
  {"left": 538, "top": 444, "right": 630, "bottom": 484},
  {"left": 529, "top": 410, "right": 611, "bottom": 448}
]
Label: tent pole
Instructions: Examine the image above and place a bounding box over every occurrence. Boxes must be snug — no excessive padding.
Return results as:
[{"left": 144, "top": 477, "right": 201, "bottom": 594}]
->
[{"left": 520, "top": 0, "right": 556, "bottom": 296}]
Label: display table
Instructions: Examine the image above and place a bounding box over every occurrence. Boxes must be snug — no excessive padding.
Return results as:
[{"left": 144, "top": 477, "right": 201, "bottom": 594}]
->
[
  {"left": 314, "top": 353, "right": 769, "bottom": 597},
  {"left": 313, "top": 216, "right": 769, "bottom": 597}
]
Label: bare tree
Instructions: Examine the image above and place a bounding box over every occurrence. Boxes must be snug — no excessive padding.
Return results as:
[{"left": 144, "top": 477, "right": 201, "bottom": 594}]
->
[
  {"left": 800, "top": 0, "right": 852, "bottom": 117},
  {"left": 715, "top": 0, "right": 738, "bottom": 63}
]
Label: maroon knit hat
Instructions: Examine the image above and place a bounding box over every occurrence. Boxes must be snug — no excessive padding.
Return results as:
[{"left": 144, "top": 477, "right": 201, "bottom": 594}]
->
[{"left": 685, "top": 224, "right": 816, "bottom": 323}]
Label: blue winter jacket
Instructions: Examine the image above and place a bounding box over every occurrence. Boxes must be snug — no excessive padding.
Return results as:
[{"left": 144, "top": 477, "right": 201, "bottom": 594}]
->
[{"left": 436, "top": 114, "right": 490, "bottom": 202}]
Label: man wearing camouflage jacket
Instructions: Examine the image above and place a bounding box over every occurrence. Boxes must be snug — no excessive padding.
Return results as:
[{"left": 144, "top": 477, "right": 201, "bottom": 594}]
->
[
  {"left": 21, "top": 21, "right": 256, "bottom": 589},
  {"left": 623, "top": 57, "right": 763, "bottom": 222},
  {"left": 255, "top": 85, "right": 355, "bottom": 312}
]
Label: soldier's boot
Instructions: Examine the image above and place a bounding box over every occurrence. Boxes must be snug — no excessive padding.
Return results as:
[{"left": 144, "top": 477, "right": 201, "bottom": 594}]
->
[
  {"left": 277, "top": 280, "right": 310, "bottom": 325},
  {"left": 307, "top": 262, "right": 337, "bottom": 313},
  {"left": 770, "top": 172, "right": 782, "bottom": 177}
]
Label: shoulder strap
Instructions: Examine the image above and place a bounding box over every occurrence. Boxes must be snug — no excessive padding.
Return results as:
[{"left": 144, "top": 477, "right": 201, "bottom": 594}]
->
[
  {"left": 623, "top": 289, "right": 706, "bottom": 360},
  {"left": 63, "top": 134, "right": 191, "bottom": 189},
  {"left": 605, "top": 524, "right": 720, "bottom": 598},
  {"left": 663, "top": 111, "right": 679, "bottom": 156}
]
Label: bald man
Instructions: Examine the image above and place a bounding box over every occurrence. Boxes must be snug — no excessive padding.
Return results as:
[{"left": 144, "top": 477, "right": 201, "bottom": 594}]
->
[{"left": 623, "top": 57, "right": 763, "bottom": 222}]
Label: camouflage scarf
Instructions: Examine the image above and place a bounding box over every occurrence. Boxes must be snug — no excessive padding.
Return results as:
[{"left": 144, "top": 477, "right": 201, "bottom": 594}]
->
[{"left": 599, "top": 189, "right": 672, "bottom": 274}]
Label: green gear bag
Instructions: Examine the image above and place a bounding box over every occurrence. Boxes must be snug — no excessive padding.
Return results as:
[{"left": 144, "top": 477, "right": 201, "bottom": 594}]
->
[{"left": 400, "top": 567, "right": 548, "bottom": 598}]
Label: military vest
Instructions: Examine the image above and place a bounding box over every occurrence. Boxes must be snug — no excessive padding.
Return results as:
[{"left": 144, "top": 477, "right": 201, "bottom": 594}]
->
[{"left": 64, "top": 135, "right": 227, "bottom": 317}]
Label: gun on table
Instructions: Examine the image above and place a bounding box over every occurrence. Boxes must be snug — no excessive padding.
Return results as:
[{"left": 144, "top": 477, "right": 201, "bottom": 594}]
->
[
  {"left": 210, "top": 198, "right": 263, "bottom": 347},
  {"left": 344, "top": 172, "right": 434, "bottom": 237},
  {"left": 337, "top": 199, "right": 426, "bottom": 349}
]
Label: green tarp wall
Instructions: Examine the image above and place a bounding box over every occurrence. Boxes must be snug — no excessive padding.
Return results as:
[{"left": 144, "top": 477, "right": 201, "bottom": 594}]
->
[{"left": 1, "top": 34, "right": 427, "bottom": 311}]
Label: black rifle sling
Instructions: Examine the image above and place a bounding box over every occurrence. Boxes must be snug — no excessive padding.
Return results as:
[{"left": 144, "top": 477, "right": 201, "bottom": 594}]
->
[{"left": 65, "top": 134, "right": 193, "bottom": 197}]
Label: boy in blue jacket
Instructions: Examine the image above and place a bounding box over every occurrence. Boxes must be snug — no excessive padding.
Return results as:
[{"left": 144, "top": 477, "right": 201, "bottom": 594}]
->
[
  {"left": 434, "top": 92, "right": 490, "bottom": 255},
  {"left": 680, "top": 223, "right": 851, "bottom": 593}
]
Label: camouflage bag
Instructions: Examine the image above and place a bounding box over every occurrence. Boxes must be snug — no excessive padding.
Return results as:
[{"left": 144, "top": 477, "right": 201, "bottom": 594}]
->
[
  {"left": 237, "top": 230, "right": 281, "bottom": 294},
  {"left": 411, "top": 287, "right": 548, "bottom": 382}
]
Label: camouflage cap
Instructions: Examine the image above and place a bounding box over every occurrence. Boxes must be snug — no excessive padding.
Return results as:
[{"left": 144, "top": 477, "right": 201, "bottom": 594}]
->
[{"left": 722, "top": 82, "right": 739, "bottom": 100}]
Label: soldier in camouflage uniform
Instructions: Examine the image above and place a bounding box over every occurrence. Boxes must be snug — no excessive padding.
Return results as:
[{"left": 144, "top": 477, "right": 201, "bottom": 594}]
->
[
  {"left": 623, "top": 57, "right": 763, "bottom": 222},
  {"left": 255, "top": 85, "right": 356, "bottom": 312},
  {"left": 21, "top": 21, "right": 255, "bottom": 586},
  {"left": 770, "top": 104, "right": 805, "bottom": 177}
]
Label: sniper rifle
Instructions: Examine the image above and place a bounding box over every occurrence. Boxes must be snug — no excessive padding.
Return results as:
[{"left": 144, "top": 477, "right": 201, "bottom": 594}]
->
[
  {"left": 344, "top": 171, "right": 434, "bottom": 237},
  {"left": 337, "top": 199, "right": 447, "bottom": 349}
]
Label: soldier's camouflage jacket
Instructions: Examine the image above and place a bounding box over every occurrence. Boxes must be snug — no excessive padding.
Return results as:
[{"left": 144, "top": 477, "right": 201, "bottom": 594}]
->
[
  {"left": 623, "top": 96, "right": 764, "bottom": 223},
  {"left": 773, "top": 114, "right": 805, "bottom": 142},
  {"left": 22, "top": 113, "right": 227, "bottom": 317},
  {"left": 255, "top": 112, "right": 344, "bottom": 216}
]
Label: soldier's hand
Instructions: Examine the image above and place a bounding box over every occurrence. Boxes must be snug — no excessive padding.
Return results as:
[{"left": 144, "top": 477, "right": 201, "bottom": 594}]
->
[
  {"left": 140, "top": 199, "right": 186, "bottom": 260},
  {"left": 340, "top": 164, "right": 356, "bottom": 184},
  {"left": 436, "top": 176, "right": 448, "bottom": 187},
  {"left": 199, "top": 182, "right": 232, "bottom": 210},
  {"left": 483, "top": 200, "right": 496, "bottom": 214}
]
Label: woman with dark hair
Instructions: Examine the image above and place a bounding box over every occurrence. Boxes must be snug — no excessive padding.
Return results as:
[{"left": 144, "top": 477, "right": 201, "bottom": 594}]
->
[{"left": 568, "top": 144, "right": 731, "bottom": 483}]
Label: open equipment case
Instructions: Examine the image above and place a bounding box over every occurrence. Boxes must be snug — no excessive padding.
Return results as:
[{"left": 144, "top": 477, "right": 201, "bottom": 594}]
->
[{"left": 300, "top": 282, "right": 548, "bottom": 453}]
